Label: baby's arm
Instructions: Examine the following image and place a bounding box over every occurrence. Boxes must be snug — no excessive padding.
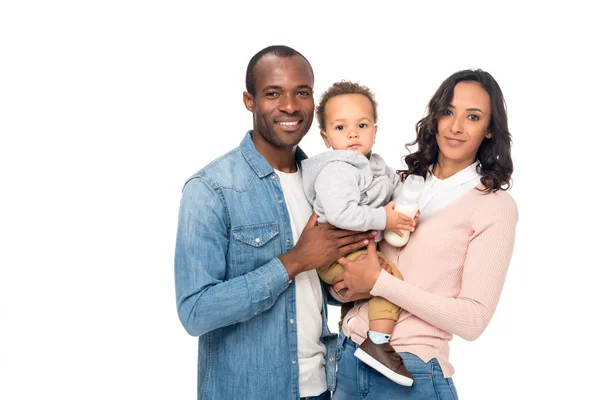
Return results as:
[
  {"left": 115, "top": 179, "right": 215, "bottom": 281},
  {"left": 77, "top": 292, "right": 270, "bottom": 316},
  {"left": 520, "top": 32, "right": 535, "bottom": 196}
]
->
[{"left": 314, "top": 162, "right": 387, "bottom": 231}]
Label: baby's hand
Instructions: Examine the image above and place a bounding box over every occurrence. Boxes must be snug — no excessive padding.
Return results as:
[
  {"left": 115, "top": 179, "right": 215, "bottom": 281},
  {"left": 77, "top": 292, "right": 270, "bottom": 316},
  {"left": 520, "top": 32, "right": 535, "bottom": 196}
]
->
[{"left": 384, "top": 201, "right": 416, "bottom": 235}]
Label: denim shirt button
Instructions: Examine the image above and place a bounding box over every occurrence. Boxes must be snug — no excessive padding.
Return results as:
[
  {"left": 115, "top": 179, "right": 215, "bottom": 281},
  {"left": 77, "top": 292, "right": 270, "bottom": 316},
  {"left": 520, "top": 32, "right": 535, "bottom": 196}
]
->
[
  {"left": 287, "top": 239, "right": 291, "bottom": 244},
  {"left": 279, "top": 199, "right": 283, "bottom": 203},
  {"left": 289, "top": 319, "right": 294, "bottom": 324},
  {"left": 255, "top": 238, "right": 261, "bottom": 243},
  {"left": 329, "top": 357, "right": 334, "bottom": 362},
  {"left": 291, "top": 360, "right": 296, "bottom": 365}
]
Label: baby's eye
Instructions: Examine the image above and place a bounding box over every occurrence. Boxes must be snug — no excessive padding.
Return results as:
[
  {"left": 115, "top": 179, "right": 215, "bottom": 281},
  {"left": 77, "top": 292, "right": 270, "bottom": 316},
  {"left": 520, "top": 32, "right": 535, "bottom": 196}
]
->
[
  {"left": 359, "top": 123, "right": 368, "bottom": 129},
  {"left": 334, "top": 125, "right": 345, "bottom": 131}
]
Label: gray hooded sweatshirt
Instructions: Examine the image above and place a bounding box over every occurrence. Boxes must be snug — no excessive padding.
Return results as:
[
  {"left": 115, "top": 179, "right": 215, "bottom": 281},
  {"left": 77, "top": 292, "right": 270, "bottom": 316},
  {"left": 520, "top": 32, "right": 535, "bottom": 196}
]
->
[{"left": 301, "top": 150, "right": 403, "bottom": 232}]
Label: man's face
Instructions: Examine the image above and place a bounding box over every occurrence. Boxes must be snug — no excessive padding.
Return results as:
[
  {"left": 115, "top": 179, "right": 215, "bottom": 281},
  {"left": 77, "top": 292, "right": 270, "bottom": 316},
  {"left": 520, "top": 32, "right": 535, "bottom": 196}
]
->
[{"left": 243, "top": 54, "right": 314, "bottom": 150}]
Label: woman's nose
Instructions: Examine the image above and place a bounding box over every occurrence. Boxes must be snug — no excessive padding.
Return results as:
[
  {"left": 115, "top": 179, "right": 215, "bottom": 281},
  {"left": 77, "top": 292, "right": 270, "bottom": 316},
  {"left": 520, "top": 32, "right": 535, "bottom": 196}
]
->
[{"left": 451, "top": 118, "right": 463, "bottom": 134}]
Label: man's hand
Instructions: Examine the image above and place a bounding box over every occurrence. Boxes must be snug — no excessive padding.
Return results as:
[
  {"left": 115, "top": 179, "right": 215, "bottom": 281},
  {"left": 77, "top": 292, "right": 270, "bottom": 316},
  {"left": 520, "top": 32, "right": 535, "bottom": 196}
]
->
[{"left": 279, "top": 213, "right": 377, "bottom": 279}]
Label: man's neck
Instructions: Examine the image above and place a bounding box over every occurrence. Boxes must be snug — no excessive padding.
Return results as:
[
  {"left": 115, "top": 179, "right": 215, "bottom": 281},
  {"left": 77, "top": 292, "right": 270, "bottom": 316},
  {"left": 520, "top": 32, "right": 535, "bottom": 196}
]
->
[
  {"left": 269, "top": 149, "right": 298, "bottom": 173},
  {"left": 253, "top": 138, "right": 297, "bottom": 173}
]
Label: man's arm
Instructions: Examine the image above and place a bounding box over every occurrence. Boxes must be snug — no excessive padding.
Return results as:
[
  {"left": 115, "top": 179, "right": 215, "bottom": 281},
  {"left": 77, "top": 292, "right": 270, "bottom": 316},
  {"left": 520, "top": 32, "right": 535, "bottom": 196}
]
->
[
  {"left": 279, "top": 212, "right": 377, "bottom": 280},
  {"left": 175, "top": 178, "right": 290, "bottom": 337},
  {"left": 175, "top": 177, "right": 377, "bottom": 337}
]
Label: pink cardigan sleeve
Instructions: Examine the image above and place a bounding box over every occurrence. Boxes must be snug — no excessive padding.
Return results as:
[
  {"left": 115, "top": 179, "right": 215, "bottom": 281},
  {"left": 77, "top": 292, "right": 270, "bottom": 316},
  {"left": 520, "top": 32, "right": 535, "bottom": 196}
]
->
[{"left": 372, "top": 193, "right": 518, "bottom": 341}]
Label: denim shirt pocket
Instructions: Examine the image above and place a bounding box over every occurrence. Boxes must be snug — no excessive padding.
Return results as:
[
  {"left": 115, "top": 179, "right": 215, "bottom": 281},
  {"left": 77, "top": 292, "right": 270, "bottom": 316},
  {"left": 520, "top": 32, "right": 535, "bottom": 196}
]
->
[{"left": 231, "top": 222, "right": 280, "bottom": 276}]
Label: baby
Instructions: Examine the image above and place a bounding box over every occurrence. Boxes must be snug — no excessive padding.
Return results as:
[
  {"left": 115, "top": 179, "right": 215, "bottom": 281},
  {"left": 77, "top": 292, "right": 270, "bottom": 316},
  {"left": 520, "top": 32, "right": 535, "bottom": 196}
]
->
[{"left": 301, "top": 81, "right": 415, "bottom": 386}]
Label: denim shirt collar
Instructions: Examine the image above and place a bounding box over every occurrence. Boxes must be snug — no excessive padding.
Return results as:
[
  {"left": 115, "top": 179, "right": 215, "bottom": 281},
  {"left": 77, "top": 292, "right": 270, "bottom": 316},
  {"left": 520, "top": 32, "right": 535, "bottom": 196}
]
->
[{"left": 240, "top": 130, "right": 308, "bottom": 178}]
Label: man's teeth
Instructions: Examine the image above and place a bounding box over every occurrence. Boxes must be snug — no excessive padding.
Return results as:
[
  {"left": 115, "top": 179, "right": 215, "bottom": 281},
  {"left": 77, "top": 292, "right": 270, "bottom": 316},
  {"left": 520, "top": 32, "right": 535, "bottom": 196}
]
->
[{"left": 277, "top": 121, "right": 299, "bottom": 126}]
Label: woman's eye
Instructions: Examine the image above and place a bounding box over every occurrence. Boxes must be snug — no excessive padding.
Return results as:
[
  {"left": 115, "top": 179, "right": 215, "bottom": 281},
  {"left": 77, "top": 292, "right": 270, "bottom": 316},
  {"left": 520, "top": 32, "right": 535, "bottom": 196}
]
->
[
  {"left": 442, "top": 109, "right": 452, "bottom": 116},
  {"left": 468, "top": 114, "right": 480, "bottom": 121}
]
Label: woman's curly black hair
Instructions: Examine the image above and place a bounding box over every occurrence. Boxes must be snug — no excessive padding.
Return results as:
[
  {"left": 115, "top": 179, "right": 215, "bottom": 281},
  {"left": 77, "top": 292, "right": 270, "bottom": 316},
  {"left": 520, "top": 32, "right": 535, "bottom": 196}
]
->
[{"left": 401, "top": 69, "right": 513, "bottom": 192}]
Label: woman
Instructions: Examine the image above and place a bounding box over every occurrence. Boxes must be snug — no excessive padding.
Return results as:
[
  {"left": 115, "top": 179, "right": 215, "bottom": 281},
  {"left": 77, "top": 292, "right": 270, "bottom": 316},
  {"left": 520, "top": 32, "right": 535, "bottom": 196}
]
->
[{"left": 331, "top": 69, "right": 518, "bottom": 399}]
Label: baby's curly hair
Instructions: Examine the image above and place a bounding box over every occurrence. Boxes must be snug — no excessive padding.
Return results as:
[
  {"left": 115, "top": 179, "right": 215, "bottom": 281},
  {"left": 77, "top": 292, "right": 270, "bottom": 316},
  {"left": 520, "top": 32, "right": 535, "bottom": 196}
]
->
[{"left": 316, "top": 81, "right": 378, "bottom": 131}]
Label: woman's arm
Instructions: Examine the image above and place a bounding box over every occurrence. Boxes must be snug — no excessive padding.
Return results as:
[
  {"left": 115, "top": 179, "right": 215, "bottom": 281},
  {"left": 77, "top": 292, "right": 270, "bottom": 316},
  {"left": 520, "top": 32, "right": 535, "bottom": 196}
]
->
[{"left": 336, "top": 195, "right": 518, "bottom": 341}]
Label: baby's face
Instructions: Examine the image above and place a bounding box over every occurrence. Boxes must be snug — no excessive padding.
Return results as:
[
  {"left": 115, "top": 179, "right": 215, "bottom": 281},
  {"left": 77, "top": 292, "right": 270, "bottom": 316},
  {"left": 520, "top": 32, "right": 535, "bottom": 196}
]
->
[{"left": 320, "top": 93, "right": 377, "bottom": 157}]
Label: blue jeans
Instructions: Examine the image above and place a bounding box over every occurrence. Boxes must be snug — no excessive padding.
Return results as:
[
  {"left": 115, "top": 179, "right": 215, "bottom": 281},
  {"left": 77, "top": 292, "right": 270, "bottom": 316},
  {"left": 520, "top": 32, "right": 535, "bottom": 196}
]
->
[
  {"left": 302, "top": 391, "right": 332, "bottom": 400},
  {"left": 334, "top": 333, "right": 459, "bottom": 400}
]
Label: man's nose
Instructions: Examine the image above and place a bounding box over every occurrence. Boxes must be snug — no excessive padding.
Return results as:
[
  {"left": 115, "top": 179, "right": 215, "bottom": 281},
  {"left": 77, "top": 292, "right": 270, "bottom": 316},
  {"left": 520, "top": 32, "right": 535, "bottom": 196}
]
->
[{"left": 279, "top": 93, "right": 299, "bottom": 114}]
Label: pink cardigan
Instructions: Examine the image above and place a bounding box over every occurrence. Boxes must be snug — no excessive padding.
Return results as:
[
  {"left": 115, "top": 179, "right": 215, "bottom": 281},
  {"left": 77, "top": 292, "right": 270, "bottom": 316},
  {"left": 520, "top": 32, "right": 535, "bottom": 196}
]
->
[{"left": 342, "top": 187, "right": 518, "bottom": 377}]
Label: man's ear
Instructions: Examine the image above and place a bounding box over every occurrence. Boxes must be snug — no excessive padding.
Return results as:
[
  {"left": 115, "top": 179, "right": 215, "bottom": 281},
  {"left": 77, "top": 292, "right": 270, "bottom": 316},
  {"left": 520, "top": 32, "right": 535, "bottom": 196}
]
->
[
  {"left": 243, "top": 91, "right": 254, "bottom": 112},
  {"left": 320, "top": 131, "right": 332, "bottom": 148}
]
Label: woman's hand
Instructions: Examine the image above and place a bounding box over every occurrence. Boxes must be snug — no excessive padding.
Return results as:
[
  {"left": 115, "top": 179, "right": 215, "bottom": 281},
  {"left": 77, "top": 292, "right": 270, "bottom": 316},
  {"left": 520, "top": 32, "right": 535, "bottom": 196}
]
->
[
  {"left": 332, "top": 239, "right": 384, "bottom": 301},
  {"left": 330, "top": 276, "right": 372, "bottom": 302}
]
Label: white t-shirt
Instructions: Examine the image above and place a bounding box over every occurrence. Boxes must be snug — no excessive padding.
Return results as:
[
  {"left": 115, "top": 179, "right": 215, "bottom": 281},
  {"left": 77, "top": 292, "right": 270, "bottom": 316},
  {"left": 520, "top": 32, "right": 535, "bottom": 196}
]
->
[{"left": 275, "top": 169, "right": 327, "bottom": 397}]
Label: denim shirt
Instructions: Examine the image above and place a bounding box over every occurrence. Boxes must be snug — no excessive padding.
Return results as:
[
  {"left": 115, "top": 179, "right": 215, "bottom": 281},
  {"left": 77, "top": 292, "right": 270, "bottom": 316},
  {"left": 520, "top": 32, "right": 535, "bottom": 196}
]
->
[{"left": 175, "top": 131, "right": 337, "bottom": 400}]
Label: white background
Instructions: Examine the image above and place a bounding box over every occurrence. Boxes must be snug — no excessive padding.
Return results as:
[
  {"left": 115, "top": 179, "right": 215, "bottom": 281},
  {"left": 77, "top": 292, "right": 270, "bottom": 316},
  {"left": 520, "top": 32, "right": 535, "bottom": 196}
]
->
[{"left": 1, "top": 1, "right": 598, "bottom": 399}]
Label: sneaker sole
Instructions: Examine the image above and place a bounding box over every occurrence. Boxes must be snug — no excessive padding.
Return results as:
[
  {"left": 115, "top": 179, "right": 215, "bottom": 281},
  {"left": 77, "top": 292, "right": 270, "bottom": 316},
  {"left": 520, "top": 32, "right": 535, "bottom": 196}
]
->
[{"left": 354, "top": 348, "right": 414, "bottom": 387}]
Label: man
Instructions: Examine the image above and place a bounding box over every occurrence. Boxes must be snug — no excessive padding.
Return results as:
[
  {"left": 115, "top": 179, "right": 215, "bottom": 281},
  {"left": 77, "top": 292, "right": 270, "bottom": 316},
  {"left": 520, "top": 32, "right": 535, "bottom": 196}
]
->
[{"left": 174, "top": 45, "right": 376, "bottom": 400}]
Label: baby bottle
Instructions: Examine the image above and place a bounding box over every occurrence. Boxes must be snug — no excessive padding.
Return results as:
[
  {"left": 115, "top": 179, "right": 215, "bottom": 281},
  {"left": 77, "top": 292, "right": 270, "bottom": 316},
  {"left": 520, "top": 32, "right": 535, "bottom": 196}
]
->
[{"left": 383, "top": 174, "right": 425, "bottom": 247}]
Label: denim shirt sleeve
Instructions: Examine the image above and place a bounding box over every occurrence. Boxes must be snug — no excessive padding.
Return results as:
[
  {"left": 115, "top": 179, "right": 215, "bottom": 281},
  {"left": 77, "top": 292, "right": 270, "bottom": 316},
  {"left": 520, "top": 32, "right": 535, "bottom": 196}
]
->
[{"left": 174, "top": 177, "right": 290, "bottom": 337}]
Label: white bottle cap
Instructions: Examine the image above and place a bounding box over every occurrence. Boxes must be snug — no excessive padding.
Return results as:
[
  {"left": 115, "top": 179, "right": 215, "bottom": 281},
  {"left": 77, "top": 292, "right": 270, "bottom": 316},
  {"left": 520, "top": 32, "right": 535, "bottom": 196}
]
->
[{"left": 400, "top": 175, "right": 425, "bottom": 203}]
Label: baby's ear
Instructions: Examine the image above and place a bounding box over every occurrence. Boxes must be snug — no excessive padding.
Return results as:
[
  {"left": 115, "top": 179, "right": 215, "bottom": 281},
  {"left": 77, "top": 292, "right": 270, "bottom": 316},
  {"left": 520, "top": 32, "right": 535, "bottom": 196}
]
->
[
  {"left": 320, "top": 131, "right": 331, "bottom": 148},
  {"left": 373, "top": 124, "right": 378, "bottom": 142}
]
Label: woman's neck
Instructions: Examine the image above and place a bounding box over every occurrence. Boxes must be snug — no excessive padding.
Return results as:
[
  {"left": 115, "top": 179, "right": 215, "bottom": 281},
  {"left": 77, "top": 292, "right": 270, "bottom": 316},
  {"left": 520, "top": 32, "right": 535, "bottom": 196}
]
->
[{"left": 432, "top": 158, "right": 475, "bottom": 180}]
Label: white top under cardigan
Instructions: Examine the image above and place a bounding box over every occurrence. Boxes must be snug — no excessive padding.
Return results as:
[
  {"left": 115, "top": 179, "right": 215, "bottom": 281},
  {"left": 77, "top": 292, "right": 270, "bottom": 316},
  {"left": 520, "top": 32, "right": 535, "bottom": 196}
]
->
[{"left": 418, "top": 162, "right": 481, "bottom": 220}]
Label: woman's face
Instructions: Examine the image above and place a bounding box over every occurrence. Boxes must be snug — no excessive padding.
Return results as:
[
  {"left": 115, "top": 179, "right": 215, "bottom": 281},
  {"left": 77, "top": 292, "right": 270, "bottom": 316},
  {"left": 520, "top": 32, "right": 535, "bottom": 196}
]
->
[{"left": 436, "top": 81, "right": 492, "bottom": 168}]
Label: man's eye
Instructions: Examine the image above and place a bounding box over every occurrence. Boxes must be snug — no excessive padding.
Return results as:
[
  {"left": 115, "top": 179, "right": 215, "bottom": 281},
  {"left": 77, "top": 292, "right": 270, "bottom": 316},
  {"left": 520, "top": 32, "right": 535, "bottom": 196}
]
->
[
  {"left": 298, "top": 91, "right": 310, "bottom": 96},
  {"left": 266, "top": 92, "right": 278, "bottom": 97},
  {"left": 334, "top": 125, "right": 344, "bottom": 131}
]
